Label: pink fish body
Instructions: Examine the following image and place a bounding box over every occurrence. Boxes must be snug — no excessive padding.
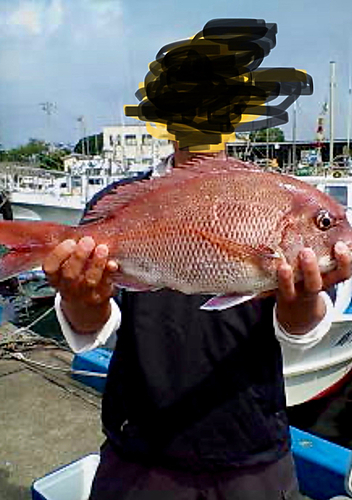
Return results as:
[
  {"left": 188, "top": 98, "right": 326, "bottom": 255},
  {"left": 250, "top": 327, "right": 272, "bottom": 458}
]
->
[{"left": 0, "top": 157, "right": 351, "bottom": 307}]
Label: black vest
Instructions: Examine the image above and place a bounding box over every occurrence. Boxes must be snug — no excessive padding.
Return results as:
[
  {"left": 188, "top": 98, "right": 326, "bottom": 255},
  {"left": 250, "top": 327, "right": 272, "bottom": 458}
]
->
[{"left": 101, "top": 290, "right": 290, "bottom": 471}]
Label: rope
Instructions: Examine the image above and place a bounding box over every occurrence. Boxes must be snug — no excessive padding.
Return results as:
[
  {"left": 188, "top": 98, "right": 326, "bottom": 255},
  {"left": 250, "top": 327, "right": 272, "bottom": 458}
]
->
[
  {"left": 1, "top": 296, "right": 108, "bottom": 380},
  {"left": 9, "top": 352, "right": 108, "bottom": 378}
]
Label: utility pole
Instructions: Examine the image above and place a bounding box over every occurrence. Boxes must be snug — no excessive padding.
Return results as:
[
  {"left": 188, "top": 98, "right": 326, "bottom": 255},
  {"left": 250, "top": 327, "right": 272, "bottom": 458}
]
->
[
  {"left": 292, "top": 101, "right": 297, "bottom": 170},
  {"left": 347, "top": 73, "right": 352, "bottom": 155},
  {"left": 316, "top": 101, "right": 328, "bottom": 166},
  {"left": 77, "top": 116, "right": 89, "bottom": 156},
  {"left": 266, "top": 127, "right": 269, "bottom": 161},
  {"left": 266, "top": 104, "right": 269, "bottom": 163},
  {"left": 95, "top": 134, "right": 99, "bottom": 156},
  {"left": 329, "top": 61, "right": 336, "bottom": 166},
  {"left": 39, "top": 102, "right": 56, "bottom": 150}
]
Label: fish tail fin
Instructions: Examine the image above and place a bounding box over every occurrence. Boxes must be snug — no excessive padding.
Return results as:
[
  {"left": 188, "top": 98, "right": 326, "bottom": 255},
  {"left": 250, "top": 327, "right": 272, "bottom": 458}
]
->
[{"left": 0, "top": 220, "right": 76, "bottom": 281}]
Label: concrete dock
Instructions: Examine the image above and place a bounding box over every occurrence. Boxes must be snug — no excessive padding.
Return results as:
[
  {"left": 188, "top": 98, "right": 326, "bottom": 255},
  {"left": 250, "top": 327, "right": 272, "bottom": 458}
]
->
[
  {"left": 0, "top": 322, "right": 315, "bottom": 500},
  {"left": 0, "top": 325, "right": 104, "bottom": 500}
]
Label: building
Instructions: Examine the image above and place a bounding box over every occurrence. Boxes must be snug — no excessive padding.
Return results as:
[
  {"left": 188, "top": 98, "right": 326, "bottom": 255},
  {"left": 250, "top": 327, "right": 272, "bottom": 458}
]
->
[
  {"left": 103, "top": 124, "right": 174, "bottom": 170},
  {"left": 227, "top": 138, "right": 352, "bottom": 171}
]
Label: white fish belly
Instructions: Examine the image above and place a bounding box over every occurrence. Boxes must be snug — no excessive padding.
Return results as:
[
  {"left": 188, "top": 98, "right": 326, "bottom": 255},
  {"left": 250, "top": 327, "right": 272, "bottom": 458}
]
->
[{"left": 120, "top": 255, "right": 278, "bottom": 295}]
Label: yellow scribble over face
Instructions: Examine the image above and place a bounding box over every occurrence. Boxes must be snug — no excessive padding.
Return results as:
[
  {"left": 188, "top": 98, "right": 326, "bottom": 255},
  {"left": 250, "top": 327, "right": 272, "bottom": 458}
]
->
[{"left": 124, "top": 19, "right": 313, "bottom": 151}]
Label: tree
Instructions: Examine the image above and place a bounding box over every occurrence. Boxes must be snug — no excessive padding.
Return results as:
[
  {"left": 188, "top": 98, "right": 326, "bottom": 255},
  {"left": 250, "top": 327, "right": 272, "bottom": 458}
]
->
[
  {"left": 1, "top": 139, "right": 68, "bottom": 171},
  {"left": 249, "top": 128, "right": 285, "bottom": 143},
  {"left": 74, "top": 133, "right": 103, "bottom": 155},
  {"left": 4, "top": 139, "right": 49, "bottom": 162},
  {"left": 37, "top": 150, "right": 68, "bottom": 171}
]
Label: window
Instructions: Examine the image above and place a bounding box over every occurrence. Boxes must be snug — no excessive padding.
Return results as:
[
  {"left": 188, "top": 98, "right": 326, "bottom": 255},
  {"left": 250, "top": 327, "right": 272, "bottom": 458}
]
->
[
  {"left": 325, "top": 186, "right": 348, "bottom": 207},
  {"left": 142, "top": 134, "right": 152, "bottom": 145},
  {"left": 88, "top": 179, "right": 103, "bottom": 185},
  {"left": 72, "top": 177, "right": 81, "bottom": 187},
  {"left": 125, "top": 134, "right": 137, "bottom": 145}
]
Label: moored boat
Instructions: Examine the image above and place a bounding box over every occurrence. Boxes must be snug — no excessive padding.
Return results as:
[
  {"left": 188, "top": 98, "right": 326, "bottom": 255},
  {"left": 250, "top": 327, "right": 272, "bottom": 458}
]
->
[{"left": 283, "top": 175, "right": 352, "bottom": 406}]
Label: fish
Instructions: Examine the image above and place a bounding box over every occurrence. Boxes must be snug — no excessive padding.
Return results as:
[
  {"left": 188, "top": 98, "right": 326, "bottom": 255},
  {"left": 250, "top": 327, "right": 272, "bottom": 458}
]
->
[{"left": 0, "top": 156, "right": 352, "bottom": 310}]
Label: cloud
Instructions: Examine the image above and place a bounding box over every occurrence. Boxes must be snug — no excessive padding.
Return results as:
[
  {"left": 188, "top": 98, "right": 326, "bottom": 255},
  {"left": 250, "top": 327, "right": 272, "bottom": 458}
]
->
[
  {"left": 46, "top": 0, "right": 64, "bottom": 35},
  {"left": 67, "top": 0, "right": 123, "bottom": 45},
  {"left": 8, "top": 2, "right": 42, "bottom": 35},
  {"left": 1, "top": 0, "right": 63, "bottom": 37},
  {"left": 1, "top": 0, "right": 123, "bottom": 41}
]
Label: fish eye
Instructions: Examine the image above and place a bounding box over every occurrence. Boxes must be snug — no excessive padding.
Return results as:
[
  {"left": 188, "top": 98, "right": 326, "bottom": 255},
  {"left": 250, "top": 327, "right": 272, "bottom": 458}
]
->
[{"left": 316, "top": 211, "right": 333, "bottom": 231}]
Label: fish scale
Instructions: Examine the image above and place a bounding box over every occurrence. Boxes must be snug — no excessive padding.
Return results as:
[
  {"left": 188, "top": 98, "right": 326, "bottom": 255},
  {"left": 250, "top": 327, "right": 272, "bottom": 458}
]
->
[{"left": 0, "top": 157, "right": 351, "bottom": 309}]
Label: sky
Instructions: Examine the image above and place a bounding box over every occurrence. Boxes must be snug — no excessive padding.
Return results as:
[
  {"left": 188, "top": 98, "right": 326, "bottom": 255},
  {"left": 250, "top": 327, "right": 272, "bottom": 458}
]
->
[{"left": 0, "top": 0, "right": 351, "bottom": 149}]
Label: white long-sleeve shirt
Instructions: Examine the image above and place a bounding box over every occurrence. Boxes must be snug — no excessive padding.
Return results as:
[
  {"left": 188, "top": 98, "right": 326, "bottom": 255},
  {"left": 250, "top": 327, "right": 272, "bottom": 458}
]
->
[{"left": 55, "top": 287, "right": 343, "bottom": 354}]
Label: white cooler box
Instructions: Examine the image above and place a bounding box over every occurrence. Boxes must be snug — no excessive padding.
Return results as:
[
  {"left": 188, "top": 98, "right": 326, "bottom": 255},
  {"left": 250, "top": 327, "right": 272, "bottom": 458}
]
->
[{"left": 31, "top": 453, "right": 100, "bottom": 500}]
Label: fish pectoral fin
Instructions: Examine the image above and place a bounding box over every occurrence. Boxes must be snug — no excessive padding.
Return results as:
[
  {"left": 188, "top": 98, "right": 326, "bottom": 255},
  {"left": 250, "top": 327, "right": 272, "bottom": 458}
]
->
[
  {"left": 113, "top": 271, "right": 157, "bottom": 292},
  {"left": 200, "top": 293, "right": 257, "bottom": 311},
  {"left": 194, "top": 229, "right": 279, "bottom": 261}
]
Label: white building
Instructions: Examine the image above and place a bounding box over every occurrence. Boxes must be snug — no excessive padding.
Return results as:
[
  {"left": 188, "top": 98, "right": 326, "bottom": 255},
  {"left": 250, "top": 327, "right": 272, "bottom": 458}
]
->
[{"left": 103, "top": 124, "right": 174, "bottom": 170}]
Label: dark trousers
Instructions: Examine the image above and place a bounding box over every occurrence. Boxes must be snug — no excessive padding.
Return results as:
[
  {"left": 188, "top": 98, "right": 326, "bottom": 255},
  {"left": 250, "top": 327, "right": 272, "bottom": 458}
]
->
[{"left": 89, "top": 441, "right": 302, "bottom": 500}]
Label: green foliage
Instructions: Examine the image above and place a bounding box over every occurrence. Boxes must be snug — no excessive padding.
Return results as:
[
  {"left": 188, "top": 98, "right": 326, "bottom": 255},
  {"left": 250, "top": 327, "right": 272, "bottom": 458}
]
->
[
  {"left": 3, "top": 138, "right": 49, "bottom": 162},
  {"left": 74, "top": 133, "right": 103, "bottom": 155},
  {"left": 37, "top": 151, "right": 67, "bottom": 170},
  {"left": 1, "top": 138, "right": 68, "bottom": 171},
  {"left": 249, "top": 128, "right": 285, "bottom": 142}
]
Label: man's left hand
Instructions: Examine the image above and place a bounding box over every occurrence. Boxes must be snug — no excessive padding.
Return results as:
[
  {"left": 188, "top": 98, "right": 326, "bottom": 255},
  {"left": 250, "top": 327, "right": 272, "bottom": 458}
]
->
[{"left": 276, "top": 241, "right": 352, "bottom": 335}]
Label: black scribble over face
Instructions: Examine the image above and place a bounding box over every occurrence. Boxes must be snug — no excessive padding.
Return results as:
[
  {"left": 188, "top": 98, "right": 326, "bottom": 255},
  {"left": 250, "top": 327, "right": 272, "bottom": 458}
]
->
[{"left": 124, "top": 18, "right": 313, "bottom": 150}]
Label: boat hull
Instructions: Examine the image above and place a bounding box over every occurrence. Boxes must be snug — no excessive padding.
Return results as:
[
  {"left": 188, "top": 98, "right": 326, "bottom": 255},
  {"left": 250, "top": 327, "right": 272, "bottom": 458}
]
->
[
  {"left": 12, "top": 201, "right": 82, "bottom": 225},
  {"left": 284, "top": 311, "right": 352, "bottom": 406},
  {"left": 285, "top": 357, "right": 352, "bottom": 406}
]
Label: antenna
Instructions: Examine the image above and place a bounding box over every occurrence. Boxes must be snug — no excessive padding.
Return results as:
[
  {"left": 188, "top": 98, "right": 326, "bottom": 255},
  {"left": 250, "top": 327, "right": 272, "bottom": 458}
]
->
[
  {"left": 39, "top": 102, "right": 56, "bottom": 149},
  {"left": 329, "top": 61, "right": 336, "bottom": 166}
]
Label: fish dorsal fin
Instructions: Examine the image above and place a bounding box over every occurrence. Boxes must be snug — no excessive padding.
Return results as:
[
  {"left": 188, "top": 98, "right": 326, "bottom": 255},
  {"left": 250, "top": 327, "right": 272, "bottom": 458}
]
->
[
  {"left": 81, "top": 156, "right": 259, "bottom": 224},
  {"left": 176, "top": 154, "right": 260, "bottom": 174},
  {"left": 80, "top": 171, "right": 155, "bottom": 224}
]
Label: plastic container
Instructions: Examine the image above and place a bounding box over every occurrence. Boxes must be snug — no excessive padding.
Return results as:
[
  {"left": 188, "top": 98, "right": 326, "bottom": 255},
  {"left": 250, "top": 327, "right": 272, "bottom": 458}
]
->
[
  {"left": 329, "top": 497, "right": 351, "bottom": 499},
  {"left": 31, "top": 453, "right": 100, "bottom": 500},
  {"left": 291, "top": 427, "right": 352, "bottom": 500},
  {"left": 72, "top": 348, "right": 113, "bottom": 392}
]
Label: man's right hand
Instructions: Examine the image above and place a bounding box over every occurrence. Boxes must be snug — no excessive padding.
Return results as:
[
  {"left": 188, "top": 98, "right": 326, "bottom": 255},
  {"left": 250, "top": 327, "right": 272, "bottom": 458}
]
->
[{"left": 43, "top": 236, "right": 118, "bottom": 334}]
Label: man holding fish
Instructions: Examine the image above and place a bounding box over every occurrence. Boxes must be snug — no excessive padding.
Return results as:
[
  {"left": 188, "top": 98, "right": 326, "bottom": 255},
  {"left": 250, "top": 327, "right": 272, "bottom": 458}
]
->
[
  {"left": 42, "top": 151, "right": 351, "bottom": 499},
  {"left": 40, "top": 18, "right": 352, "bottom": 500}
]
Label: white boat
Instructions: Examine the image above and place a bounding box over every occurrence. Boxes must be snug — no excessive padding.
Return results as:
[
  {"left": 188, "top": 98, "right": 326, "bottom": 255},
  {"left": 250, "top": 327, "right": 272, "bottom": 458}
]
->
[
  {"left": 10, "top": 190, "right": 86, "bottom": 225},
  {"left": 2, "top": 165, "right": 146, "bottom": 225},
  {"left": 284, "top": 286, "right": 352, "bottom": 406},
  {"left": 284, "top": 174, "right": 352, "bottom": 406}
]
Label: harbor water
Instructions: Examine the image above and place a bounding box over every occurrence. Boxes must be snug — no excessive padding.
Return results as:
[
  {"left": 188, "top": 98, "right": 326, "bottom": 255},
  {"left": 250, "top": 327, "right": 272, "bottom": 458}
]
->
[{"left": 0, "top": 276, "right": 62, "bottom": 341}]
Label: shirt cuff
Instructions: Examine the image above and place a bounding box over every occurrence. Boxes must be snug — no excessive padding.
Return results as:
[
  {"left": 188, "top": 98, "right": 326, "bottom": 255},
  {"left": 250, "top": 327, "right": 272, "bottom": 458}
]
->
[
  {"left": 55, "top": 293, "right": 121, "bottom": 353},
  {"left": 274, "top": 291, "right": 334, "bottom": 350}
]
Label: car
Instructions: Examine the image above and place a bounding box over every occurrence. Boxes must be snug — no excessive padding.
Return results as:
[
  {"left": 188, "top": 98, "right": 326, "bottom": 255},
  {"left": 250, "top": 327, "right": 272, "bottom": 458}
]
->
[
  {"left": 254, "top": 158, "right": 273, "bottom": 168},
  {"left": 331, "top": 155, "right": 352, "bottom": 177}
]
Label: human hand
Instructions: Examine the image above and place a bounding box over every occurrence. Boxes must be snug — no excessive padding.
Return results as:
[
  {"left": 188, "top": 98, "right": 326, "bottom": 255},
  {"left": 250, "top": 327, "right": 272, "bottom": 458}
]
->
[
  {"left": 43, "top": 236, "right": 118, "bottom": 333},
  {"left": 276, "top": 241, "right": 352, "bottom": 334}
]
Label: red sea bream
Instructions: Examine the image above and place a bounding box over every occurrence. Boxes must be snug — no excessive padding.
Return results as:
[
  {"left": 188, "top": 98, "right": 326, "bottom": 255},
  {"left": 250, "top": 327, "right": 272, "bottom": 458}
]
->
[{"left": 0, "top": 157, "right": 351, "bottom": 310}]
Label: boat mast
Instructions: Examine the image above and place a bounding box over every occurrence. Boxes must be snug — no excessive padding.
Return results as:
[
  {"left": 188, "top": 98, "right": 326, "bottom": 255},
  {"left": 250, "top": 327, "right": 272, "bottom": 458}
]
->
[
  {"left": 292, "top": 101, "right": 297, "bottom": 170},
  {"left": 347, "top": 70, "right": 351, "bottom": 155},
  {"left": 329, "top": 61, "right": 336, "bottom": 166}
]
